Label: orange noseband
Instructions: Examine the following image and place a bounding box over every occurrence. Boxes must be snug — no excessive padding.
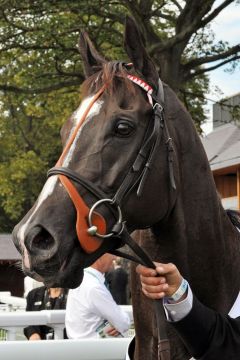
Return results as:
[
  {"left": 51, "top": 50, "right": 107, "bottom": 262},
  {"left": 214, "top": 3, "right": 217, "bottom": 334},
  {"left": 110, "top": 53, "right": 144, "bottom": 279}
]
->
[{"left": 56, "top": 86, "right": 107, "bottom": 253}]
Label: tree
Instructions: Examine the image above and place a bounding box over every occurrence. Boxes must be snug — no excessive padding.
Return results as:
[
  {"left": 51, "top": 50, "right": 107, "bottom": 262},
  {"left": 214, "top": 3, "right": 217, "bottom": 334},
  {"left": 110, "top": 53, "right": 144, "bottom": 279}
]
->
[
  {"left": 0, "top": 88, "right": 78, "bottom": 227},
  {"left": 1, "top": 1, "right": 239, "bottom": 120},
  {"left": 0, "top": 0, "right": 239, "bottom": 228}
]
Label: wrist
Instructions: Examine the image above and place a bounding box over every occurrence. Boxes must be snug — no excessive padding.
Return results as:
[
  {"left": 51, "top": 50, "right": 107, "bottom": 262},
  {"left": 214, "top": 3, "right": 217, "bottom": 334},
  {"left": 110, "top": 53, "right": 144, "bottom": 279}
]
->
[{"left": 166, "top": 278, "right": 188, "bottom": 303}]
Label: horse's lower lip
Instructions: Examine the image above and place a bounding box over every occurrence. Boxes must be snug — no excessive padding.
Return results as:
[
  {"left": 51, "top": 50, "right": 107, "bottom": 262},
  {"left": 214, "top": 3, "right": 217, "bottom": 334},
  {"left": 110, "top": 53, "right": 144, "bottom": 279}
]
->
[
  {"left": 55, "top": 249, "right": 85, "bottom": 288},
  {"left": 25, "top": 245, "right": 85, "bottom": 288},
  {"left": 24, "top": 270, "right": 44, "bottom": 283},
  {"left": 31, "top": 262, "right": 60, "bottom": 278},
  {"left": 30, "top": 249, "right": 74, "bottom": 278}
]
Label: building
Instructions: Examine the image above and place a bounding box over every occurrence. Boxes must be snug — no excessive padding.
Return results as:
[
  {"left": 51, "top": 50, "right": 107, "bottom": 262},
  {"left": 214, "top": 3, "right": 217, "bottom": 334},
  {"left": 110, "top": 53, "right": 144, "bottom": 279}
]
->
[
  {"left": 0, "top": 234, "right": 24, "bottom": 297},
  {"left": 212, "top": 92, "right": 240, "bottom": 129},
  {"left": 202, "top": 93, "right": 240, "bottom": 209}
]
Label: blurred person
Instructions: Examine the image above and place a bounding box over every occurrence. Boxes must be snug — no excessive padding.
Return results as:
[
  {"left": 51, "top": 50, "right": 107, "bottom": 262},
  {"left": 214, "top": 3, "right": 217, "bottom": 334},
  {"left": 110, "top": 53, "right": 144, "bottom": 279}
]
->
[
  {"left": 66, "top": 253, "right": 130, "bottom": 339},
  {"left": 106, "top": 257, "right": 129, "bottom": 304},
  {"left": 24, "top": 286, "right": 68, "bottom": 340},
  {"left": 23, "top": 276, "right": 43, "bottom": 298}
]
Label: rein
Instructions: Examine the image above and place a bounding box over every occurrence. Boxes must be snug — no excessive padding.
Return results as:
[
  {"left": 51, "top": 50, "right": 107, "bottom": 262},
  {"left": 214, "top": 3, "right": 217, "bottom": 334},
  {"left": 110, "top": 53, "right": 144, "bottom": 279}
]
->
[{"left": 48, "top": 68, "right": 176, "bottom": 360}]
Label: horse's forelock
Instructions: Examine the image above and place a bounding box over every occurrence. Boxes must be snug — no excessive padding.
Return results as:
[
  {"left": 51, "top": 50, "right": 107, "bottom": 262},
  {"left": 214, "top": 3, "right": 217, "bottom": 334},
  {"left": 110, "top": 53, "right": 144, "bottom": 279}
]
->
[{"left": 81, "top": 61, "right": 136, "bottom": 98}]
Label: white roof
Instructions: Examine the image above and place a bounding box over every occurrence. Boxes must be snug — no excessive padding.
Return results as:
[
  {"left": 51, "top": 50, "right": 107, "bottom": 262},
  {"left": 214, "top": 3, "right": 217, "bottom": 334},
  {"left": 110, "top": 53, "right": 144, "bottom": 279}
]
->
[{"left": 202, "top": 123, "right": 240, "bottom": 171}]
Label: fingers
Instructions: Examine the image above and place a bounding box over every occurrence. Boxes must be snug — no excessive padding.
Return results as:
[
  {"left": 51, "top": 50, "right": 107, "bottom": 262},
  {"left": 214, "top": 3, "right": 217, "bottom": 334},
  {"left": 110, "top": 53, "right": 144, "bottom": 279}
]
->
[
  {"left": 136, "top": 262, "right": 177, "bottom": 277},
  {"left": 136, "top": 263, "right": 177, "bottom": 284},
  {"left": 29, "top": 333, "right": 41, "bottom": 341},
  {"left": 137, "top": 264, "right": 168, "bottom": 299},
  {"left": 155, "top": 263, "right": 177, "bottom": 276},
  {"left": 106, "top": 327, "right": 120, "bottom": 337},
  {"left": 142, "top": 287, "right": 166, "bottom": 300},
  {"left": 136, "top": 262, "right": 181, "bottom": 300},
  {"left": 136, "top": 264, "right": 157, "bottom": 277},
  {"left": 142, "top": 282, "right": 169, "bottom": 294},
  {"left": 139, "top": 274, "right": 166, "bottom": 286}
]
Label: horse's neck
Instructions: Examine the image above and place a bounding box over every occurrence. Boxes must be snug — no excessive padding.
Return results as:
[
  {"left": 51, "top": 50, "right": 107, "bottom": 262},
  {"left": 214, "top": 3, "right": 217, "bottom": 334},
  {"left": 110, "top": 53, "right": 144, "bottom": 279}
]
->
[
  {"left": 148, "top": 97, "right": 240, "bottom": 312},
  {"left": 165, "top": 113, "right": 240, "bottom": 311}
]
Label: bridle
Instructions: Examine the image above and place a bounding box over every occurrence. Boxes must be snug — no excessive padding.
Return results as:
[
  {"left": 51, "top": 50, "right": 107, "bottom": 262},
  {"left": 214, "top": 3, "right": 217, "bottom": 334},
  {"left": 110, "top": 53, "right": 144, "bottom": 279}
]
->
[
  {"left": 48, "top": 64, "right": 176, "bottom": 360},
  {"left": 48, "top": 68, "right": 176, "bottom": 251}
]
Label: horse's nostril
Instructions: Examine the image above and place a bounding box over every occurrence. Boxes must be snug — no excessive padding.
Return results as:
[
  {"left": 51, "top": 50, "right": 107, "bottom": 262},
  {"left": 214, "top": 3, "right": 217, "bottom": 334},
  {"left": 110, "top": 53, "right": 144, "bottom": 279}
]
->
[
  {"left": 32, "top": 229, "right": 55, "bottom": 251},
  {"left": 25, "top": 226, "right": 56, "bottom": 253}
]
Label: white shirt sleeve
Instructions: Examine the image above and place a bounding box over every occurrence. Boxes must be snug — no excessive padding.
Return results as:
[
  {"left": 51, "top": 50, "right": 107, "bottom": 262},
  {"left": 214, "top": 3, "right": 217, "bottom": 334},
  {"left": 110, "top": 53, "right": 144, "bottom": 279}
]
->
[
  {"left": 89, "top": 285, "right": 130, "bottom": 334},
  {"left": 163, "top": 285, "right": 240, "bottom": 322},
  {"left": 163, "top": 285, "right": 193, "bottom": 322}
]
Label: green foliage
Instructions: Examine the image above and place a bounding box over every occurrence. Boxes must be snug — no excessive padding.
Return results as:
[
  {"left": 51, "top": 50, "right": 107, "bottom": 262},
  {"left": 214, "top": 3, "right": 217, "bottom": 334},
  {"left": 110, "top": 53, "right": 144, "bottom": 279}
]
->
[
  {"left": 0, "top": 88, "right": 79, "bottom": 229},
  {"left": 0, "top": 0, "right": 239, "bottom": 229},
  {"left": 179, "top": 74, "right": 210, "bottom": 133},
  {"left": 0, "top": 151, "right": 46, "bottom": 218}
]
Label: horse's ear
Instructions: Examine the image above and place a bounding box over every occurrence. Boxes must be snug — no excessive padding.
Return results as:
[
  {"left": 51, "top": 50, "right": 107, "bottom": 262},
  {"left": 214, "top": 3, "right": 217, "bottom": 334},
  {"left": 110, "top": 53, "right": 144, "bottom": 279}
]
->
[
  {"left": 124, "top": 16, "right": 158, "bottom": 90},
  {"left": 78, "top": 31, "right": 106, "bottom": 78}
]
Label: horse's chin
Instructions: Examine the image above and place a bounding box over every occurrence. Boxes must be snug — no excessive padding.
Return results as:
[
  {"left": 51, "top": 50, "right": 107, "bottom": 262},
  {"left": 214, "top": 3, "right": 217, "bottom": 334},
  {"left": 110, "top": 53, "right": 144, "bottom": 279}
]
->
[
  {"left": 24, "top": 247, "right": 86, "bottom": 289},
  {"left": 25, "top": 266, "right": 84, "bottom": 289},
  {"left": 44, "top": 268, "right": 84, "bottom": 289}
]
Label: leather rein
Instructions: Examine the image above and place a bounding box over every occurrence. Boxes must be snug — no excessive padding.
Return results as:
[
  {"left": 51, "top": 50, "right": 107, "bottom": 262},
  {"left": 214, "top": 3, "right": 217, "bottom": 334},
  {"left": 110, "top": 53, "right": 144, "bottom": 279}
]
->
[{"left": 48, "top": 68, "right": 176, "bottom": 360}]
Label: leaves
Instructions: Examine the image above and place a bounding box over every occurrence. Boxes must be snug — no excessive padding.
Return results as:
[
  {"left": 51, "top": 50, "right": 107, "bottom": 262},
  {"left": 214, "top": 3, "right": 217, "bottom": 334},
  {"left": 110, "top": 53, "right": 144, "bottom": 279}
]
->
[
  {"left": 0, "top": 88, "right": 79, "bottom": 228},
  {"left": 0, "top": 0, "right": 239, "bottom": 229}
]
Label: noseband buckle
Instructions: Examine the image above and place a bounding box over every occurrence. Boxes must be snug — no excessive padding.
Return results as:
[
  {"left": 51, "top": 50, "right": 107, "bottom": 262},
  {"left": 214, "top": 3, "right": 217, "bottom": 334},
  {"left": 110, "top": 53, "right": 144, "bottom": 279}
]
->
[{"left": 88, "top": 199, "right": 124, "bottom": 238}]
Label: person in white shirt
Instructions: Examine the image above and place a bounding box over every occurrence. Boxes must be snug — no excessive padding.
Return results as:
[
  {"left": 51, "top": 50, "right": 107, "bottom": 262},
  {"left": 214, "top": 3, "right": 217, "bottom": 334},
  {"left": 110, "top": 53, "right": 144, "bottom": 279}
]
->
[
  {"left": 65, "top": 253, "right": 130, "bottom": 339},
  {"left": 135, "top": 262, "right": 240, "bottom": 360},
  {"left": 23, "top": 276, "right": 43, "bottom": 298}
]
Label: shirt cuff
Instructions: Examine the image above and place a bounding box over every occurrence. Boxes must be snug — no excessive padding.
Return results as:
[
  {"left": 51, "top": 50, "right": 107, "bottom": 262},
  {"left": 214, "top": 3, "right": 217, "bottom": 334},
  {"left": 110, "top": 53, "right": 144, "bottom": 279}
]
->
[{"left": 163, "top": 284, "right": 193, "bottom": 322}]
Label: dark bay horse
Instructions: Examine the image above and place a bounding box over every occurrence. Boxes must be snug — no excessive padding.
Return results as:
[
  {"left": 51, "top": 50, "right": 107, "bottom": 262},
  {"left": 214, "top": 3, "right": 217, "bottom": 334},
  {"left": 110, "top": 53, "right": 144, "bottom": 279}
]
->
[{"left": 13, "top": 17, "right": 240, "bottom": 359}]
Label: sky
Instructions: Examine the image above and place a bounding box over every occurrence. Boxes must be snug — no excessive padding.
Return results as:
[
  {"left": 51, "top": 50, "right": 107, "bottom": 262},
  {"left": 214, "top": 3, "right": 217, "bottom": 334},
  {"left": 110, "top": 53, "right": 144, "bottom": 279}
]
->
[{"left": 201, "top": 1, "right": 240, "bottom": 135}]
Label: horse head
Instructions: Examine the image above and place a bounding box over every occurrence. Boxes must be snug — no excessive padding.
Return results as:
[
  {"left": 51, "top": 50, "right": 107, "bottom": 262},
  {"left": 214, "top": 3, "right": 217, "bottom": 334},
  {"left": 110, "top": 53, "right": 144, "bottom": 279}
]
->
[{"left": 13, "top": 17, "right": 177, "bottom": 288}]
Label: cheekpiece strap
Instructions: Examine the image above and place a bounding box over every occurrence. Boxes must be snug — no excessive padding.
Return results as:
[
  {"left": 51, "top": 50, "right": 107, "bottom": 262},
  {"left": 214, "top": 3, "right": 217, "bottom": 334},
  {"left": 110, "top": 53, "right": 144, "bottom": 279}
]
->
[{"left": 127, "top": 73, "right": 175, "bottom": 193}]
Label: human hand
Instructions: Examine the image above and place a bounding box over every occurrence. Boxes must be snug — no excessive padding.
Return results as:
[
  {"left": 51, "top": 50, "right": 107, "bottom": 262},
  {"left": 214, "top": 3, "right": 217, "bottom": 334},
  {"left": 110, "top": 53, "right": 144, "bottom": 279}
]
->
[
  {"left": 106, "top": 325, "right": 121, "bottom": 337},
  {"left": 136, "top": 262, "right": 183, "bottom": 300},
  {"left": 29, "top": 333, "right": 41, "bottom": 340}
]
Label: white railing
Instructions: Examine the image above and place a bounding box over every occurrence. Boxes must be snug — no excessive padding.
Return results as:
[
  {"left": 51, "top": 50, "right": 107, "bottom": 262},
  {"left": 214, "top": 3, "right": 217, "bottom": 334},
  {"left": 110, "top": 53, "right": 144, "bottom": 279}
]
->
[
  {"left": 0, "top": 310, "right": 66, "bottom": 340},
  {"left": 0, "top": 292, "right": 26, "bottom": 312},
  {"left": 0, "top": 305, "right": 133, "bottom": 360},
  {"left": 0, "top": 306, "right": 133, "bottom": 340},
  {"left": 0, "top": 338, "right": 132, "bottom": 360}
]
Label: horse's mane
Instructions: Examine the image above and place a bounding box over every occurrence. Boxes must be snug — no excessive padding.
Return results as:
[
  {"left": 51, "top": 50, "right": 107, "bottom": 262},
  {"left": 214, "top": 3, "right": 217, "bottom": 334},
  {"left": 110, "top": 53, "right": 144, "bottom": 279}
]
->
[
  {"left": 81, "top": 61, "right": 136, "bottom": 97},
  {"left": 81, "top": 61, "right": 240, "bottom": 236},
  {"left": 226, "top": 209, "right": 240, "bottom": 230}
]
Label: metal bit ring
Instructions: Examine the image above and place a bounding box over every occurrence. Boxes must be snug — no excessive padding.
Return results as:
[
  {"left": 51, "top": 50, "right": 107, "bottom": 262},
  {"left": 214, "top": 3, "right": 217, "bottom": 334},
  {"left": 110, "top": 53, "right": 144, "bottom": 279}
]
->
[{"left": 88, "top": 198, "right": 123, "bottom": 238}]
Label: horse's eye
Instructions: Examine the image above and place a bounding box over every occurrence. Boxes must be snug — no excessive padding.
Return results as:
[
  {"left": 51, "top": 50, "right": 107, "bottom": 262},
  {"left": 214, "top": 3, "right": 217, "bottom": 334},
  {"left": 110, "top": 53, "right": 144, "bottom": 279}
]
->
[{"left": 115, "top": 121, "right": 135, "bottom": 137}]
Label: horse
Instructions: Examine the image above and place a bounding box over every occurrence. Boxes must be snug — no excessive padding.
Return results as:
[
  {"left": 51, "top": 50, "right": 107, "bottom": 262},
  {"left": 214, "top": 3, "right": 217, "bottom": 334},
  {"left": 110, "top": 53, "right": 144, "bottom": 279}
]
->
[{"left": 12, "top": 17, "right": 240, "bottom": 360}]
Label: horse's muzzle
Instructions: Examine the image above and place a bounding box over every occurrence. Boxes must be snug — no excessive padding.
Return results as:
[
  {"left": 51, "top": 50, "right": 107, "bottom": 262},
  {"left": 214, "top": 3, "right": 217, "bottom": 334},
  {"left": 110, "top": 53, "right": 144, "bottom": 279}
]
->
[{"left": 24, "top": 225, "right": 58, "bottom": 257}]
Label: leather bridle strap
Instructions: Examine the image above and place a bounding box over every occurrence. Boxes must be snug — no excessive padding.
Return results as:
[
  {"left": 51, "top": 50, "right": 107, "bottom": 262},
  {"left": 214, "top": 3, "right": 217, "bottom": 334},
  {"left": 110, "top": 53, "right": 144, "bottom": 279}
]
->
[
  {"left": 48, "top": 167, "right": 112, "bottom": 210},
  {"left": 54, "top": 86, "right": 108, "bottom": 253},
  {"left": 110, "top": 229, "right": 170, "bottom": 360},
  {"left": 47, "top": 167, "right": 119, "bottom": 230},
  {"left": 112, "top": 75, "right": 171, "bottom": 360},
  {"left": 48, "top": 74, "right": 171, "bottom": 359},
  {"left": 112, "top": 102, "right": 163, "bottom": 205},
  {"left": 59, "top": 175, "right": 107, "bottom": 253}
]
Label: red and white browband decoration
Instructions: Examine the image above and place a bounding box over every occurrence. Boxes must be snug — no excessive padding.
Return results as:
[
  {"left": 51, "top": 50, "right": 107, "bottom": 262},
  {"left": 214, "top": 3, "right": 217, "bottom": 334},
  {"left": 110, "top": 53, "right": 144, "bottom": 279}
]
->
[
  {"left": 55, "top": 74, "right": 154, "bottom": 254},
  {"left": 127, "top": 75, "right": 153, "bottom": 105},
  {"left": 127, "top": 74, "right": 153, "bottom": 94}
]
